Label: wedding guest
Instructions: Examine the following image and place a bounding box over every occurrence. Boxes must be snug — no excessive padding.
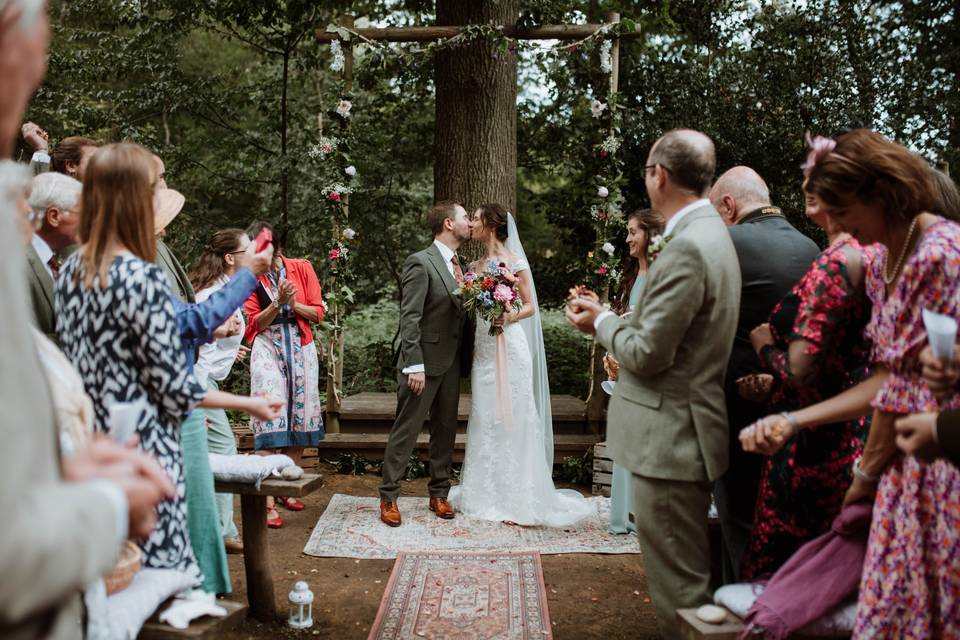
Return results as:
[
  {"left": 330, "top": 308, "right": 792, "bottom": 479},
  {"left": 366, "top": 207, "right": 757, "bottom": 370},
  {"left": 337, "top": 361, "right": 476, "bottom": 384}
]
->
[
  {"left": 25, "top": 171, "right": 81, "bottom": 341},
  {"left": 930, "top": 167, "right": 960, "bottom": 220},
  {"left": 743, "top": 130, "right": 960, "bottom": 638},
  {"left": 151, "top": 154, "right": 195, "bottom": 302},
  {"left": 189, "top": 228, "right": 253, "bottom": 554},
  {"left": 709, "top": 165, "right": 819, "bottom": 582},
  {"left": 20, "top": 121, "right": 99, "bottom": 180},
  {"left": 567, "top": 129, "right": 741, "bottom": 638},
  {"left": 606, "top": 207, "right": 661, "bottom": 536},
  {"left": 244, "top": 221, "right": 325, "bottom": 528},
  {"left": 739, "top": 176, "right": 874, "bottom": 579},
  {"left": 0, "top": 7, "right": 172, "bottom": 639}
]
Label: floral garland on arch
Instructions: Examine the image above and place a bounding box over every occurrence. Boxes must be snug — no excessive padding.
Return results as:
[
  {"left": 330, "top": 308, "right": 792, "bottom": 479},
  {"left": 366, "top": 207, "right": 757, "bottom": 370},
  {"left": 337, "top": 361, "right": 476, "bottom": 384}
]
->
[{"left": 585, "top": 88, "right": 626, "bottom": 295}]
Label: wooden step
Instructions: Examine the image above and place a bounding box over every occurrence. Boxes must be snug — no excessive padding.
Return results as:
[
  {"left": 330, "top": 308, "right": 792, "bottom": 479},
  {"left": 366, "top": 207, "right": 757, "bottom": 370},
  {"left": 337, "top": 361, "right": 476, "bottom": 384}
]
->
[{"left": 138, "top": 598, "right": 246, "bottom": 639}]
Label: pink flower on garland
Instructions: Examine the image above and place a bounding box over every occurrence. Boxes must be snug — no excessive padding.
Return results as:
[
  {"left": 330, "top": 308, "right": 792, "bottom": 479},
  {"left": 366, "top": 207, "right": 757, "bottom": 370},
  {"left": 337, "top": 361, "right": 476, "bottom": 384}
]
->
[
  {"left": 599, "top": 149, "right": 609, "bottom": 158},
  {"left": 329, "top": 247, "right": 341, "bottom": 260},
  {"left": 596, "top": 266, "right": 609, "bottom": 275},
  {"left": 328, "top": 191, "right": 341, "bottom": 202}
]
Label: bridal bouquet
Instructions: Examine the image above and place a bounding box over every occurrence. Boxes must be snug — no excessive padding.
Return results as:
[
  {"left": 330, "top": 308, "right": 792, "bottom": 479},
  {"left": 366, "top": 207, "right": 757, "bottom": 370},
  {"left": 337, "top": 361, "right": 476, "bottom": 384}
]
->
[{"left": 456, "top": 260, "right": 523, "bottom": 336}]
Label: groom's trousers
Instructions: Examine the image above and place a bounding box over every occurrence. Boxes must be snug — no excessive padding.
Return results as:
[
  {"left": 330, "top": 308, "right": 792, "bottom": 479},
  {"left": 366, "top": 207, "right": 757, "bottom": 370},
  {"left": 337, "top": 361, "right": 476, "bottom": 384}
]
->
[{"left": 379, "top": 361, "right": 461, "bottom": 501}]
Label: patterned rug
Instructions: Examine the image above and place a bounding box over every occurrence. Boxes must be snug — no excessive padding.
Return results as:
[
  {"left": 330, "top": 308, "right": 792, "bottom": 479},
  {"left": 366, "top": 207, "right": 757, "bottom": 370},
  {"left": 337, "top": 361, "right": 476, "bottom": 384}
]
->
[
  {"left": 303, "top": 494, "right": 640, "bottom": 559},
  {"left": 368, "top": 551, "right": 552, "bottom": 640}
]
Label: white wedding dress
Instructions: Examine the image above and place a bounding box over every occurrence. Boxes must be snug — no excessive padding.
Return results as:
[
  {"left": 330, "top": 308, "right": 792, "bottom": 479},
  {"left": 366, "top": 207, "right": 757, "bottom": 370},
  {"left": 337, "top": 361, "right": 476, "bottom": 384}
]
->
[{"left": 449, "top": 256, "right": 593, "bottom": 527}]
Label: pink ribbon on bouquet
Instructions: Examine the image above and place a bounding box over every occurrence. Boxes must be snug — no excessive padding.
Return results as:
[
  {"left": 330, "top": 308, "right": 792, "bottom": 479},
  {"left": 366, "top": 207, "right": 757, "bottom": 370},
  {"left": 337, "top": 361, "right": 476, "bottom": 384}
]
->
[{"left": 494, "top": 333, "right": 513, "bottom": 428}]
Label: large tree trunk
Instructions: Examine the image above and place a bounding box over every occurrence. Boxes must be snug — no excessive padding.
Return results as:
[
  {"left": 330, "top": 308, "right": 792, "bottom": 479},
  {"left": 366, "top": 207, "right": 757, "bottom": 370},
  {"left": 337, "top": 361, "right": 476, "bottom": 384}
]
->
[{"left": 434, "top": 0, "right": 519, "bottom": 214}]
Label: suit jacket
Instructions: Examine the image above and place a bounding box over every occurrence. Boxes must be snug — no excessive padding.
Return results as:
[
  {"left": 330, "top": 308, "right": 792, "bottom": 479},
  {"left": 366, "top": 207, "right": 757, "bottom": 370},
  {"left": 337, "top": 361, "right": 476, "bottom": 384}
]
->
[
  {"left": 596, "top": 204, "right": 741, "bottom": 482},
  {"left": 156, "top": 239, "right": 196, "bottom": 304},
  {"left": 25, "top": 242, "right": 57, "bottom": 342},
  {"left": 396, "top": 243, "right": 468, "bottom": 377},
  {"left": 0, "top": 198, "right": 121, "bottom": 639},
  {"left": 937, "top": 410, "right": 960, "bottom": 468}
]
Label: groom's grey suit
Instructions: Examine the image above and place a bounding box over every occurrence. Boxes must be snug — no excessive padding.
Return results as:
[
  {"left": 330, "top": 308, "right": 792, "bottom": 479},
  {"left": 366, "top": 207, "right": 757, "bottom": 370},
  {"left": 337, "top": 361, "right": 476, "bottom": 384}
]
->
[
  {"left": 595, "top": 203, "right": 740, "bottom": 637},
  {"left": 380, "top": 242, "right": 469, "bottom": 501}
]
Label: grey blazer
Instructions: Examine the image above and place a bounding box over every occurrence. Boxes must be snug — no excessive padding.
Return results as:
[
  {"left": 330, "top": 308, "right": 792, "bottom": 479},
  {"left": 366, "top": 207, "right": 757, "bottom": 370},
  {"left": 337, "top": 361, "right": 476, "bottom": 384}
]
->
[
  {"left": 396, "top": 243, "right": 467, "bottom": 377},
  {"left": 25, "top": 243, "right": 57, "bottom": 342},
  {"left": 596, "top": 204, "right": 741, "bottom": 482}
]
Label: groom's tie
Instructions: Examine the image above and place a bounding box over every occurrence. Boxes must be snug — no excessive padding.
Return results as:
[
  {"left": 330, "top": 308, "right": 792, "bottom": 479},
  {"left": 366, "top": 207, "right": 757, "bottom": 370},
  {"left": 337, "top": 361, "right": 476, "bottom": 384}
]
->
[{"left": 451, "top": 255, "right": 464, "bottom": 285}]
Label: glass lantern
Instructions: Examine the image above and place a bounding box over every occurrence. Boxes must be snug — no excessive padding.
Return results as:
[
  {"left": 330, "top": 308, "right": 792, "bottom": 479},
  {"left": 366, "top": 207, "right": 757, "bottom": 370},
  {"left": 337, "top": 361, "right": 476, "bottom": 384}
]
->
[{"left": 288, "top": 580, "right": 314, "bottom": 629}]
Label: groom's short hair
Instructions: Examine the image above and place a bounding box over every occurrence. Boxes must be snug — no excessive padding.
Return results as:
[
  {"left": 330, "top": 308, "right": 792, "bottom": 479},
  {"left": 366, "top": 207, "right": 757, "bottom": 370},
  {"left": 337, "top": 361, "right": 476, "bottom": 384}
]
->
[{"left": 428, "top": 200, "right": 462, "bottom": 236}]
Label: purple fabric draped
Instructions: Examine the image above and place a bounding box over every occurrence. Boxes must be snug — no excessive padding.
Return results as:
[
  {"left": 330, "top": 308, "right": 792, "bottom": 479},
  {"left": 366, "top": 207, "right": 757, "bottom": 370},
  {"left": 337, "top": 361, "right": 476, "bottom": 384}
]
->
[{"left": 738, "top": 501, "right": 873, "bottom": 639}]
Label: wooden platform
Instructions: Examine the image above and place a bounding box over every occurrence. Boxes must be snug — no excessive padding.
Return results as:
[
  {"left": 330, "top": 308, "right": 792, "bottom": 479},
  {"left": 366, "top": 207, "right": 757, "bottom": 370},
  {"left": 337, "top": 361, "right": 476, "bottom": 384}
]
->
[{"left": 138, "top": 599, "right": 245, "bottom": 639}]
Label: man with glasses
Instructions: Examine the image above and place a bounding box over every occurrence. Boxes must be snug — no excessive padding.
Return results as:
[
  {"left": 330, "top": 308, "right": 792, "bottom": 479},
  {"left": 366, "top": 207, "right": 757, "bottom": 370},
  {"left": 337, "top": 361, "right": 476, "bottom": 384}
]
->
[
  {"left": 567, "top": 129, "right": 741, "bottom": 638},
  {"left": 25, "top": 171, "right": 81, "bottom": 342}
]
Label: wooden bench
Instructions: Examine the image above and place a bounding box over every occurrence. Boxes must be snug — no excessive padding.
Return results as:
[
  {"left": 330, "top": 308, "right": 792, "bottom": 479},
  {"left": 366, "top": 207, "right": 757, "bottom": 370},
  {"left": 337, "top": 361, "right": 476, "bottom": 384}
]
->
[
  {"left": 214, "top": 474, "right": 324, "bottom": 622},
  {"left": 138, "top": 599, "right": 246, "bottom": 639}
]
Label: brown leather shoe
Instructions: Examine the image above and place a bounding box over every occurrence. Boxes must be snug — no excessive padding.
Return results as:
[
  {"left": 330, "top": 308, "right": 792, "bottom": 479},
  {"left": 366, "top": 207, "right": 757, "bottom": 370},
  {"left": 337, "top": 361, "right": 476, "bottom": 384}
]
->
[
  {"left": 223, "top": 536, "right": 243, "bottom": 555},
  {"left": 429, "top": 497, "right": 455, "bottom": 519},
  {"left": 380, "top": 500, "right": 401, "bottom": 527}
]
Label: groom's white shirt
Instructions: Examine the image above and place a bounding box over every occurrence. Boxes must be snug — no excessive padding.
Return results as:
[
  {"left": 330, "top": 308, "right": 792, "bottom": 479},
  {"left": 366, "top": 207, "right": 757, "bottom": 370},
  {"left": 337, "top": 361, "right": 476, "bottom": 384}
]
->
[{"left": 401, "top": 239, "right": 458, "bottom": 375}]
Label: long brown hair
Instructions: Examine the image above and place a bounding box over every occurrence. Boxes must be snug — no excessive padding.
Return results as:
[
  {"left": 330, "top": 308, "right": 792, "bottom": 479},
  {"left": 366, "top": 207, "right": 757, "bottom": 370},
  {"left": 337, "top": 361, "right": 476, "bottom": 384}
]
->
[
  {"left": 618, "top": 208, "right": 662, "bottom": 312},
  {"left": 805, "top": 129, "right": 935, "bottom": 225},
  {"left": 78, "top": 143, "right": 157, "bottom": 288},
  {"left": 190, "top": 228, "right": 246, "bottom": 292}
]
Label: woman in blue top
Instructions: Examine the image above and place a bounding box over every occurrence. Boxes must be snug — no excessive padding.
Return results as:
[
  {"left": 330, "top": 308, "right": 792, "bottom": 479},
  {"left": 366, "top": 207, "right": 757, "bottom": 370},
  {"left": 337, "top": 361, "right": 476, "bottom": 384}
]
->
[{"left": 605, "top": 208, "right": 662, "bottom": 535}]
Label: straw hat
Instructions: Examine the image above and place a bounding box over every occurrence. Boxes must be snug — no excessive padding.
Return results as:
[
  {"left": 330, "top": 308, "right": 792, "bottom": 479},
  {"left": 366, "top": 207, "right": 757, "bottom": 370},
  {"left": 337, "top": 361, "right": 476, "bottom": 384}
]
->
[{"left": 153, "top": 188, "right": 185, "bottom": 234}]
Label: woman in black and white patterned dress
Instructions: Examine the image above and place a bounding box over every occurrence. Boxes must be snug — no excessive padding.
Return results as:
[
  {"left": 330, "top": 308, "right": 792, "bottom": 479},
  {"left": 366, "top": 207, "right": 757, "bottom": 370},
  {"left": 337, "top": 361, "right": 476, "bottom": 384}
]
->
[{"left": 56, "top": 143, "right": 205, "bottom": 577}]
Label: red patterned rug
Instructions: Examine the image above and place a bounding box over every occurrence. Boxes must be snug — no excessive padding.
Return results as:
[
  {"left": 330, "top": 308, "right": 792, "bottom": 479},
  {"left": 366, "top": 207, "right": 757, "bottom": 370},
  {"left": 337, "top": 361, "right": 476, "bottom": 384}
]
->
[{"left": 368, "top": 550, "right": 553, "bottom": 640}]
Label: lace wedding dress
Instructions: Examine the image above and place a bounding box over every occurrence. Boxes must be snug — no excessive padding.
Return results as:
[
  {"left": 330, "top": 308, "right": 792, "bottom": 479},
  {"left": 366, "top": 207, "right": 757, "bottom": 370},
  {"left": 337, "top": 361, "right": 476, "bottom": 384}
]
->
[{"left": 449, "top": 258, "right": 593, "bottom": 527}]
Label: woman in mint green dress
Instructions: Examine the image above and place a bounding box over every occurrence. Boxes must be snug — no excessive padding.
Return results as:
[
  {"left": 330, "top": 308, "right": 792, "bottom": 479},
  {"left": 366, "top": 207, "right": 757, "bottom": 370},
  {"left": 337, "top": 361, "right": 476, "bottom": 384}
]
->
[{"left": 606, "top": 208, "right": 661, "bottom": 535}]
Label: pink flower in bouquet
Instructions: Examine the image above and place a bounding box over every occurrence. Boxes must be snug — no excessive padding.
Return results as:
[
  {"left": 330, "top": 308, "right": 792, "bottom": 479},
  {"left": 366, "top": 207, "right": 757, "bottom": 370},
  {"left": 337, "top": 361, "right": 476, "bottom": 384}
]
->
[
  {"left": 329, "top": 247, "right": 341, "bottom": 260},
  {"left": 596, "top": 265, "right": 609, "bottom": 275},
  {"left": 493, "top": 283, "right": 514, "bottom": 304},
  {"left": 464, "top": 271, "right": 477, "bottom": 282},
  {"left": 328, "top": 191, "right": 341, "bottom": 202}
]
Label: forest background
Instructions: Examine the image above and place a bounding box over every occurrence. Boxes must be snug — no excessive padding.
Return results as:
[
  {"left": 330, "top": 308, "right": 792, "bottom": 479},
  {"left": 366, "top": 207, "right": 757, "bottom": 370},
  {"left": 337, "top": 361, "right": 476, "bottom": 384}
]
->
[{"left": 21, "top": 0, "right": 959, "bottom": 400}]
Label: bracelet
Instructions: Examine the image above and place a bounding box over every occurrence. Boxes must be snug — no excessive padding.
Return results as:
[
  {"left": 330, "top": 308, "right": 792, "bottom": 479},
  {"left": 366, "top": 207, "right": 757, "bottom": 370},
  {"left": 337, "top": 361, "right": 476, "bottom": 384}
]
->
[
  {"left": 779, "top": 411, "right": 801, "bottom": 432},
  {"left": 852, "top": 457, "right": 881, "bottom": 483}
]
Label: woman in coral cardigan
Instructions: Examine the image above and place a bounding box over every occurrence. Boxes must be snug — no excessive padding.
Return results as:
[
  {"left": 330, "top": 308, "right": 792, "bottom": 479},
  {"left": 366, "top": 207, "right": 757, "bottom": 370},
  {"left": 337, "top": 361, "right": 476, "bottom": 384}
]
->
[{"left": 244, "top": 222, "right": 326, "bottom": 528}]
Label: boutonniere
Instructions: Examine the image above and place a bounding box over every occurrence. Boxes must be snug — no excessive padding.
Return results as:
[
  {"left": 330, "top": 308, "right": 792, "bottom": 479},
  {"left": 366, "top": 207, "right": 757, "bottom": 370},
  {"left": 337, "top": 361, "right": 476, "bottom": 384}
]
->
[{"left": 647, "top": 234, "right": 672, "bottom": 263}]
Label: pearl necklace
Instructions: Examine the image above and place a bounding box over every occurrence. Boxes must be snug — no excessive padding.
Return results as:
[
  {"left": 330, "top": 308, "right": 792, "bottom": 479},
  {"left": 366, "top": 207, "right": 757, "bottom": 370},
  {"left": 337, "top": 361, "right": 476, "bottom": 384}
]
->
[{"left": 883, "top": 216, "right": 920, "bottom": 285}]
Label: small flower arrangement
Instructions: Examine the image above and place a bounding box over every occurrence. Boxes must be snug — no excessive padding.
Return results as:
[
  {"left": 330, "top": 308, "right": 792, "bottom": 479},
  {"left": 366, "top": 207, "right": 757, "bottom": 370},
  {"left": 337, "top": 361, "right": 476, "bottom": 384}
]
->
[
  {"left": 455, "top": 260, "right": 523, "bottom": 336},
  {"left": 647, "top": 233, "right": 671, "bottom": 263},
  {"left": 308, "top": 136, "right": 339, "bottom": 159}
]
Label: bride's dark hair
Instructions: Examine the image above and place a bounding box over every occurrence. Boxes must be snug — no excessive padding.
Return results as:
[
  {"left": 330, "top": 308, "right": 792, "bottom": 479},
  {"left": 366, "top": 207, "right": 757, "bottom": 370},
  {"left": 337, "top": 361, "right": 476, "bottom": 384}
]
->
[{"left": 477, "top": 202, "right": 509, "bottom": 241}]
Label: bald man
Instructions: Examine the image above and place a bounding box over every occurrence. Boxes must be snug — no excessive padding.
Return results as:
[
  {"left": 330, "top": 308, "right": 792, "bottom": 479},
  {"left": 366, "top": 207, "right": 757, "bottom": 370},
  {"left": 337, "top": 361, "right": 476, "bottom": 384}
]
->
[
  {"left": 708, "top": 166, "right": 819, "bottom": 583},
  {"left": 567, "top": 130, "right": 740, "bottom": 637}
]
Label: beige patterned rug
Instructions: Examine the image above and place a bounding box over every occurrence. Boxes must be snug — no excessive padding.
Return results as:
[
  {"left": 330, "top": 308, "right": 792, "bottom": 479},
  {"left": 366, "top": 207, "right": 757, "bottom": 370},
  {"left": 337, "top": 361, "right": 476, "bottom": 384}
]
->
[
  {"left": 303, "top": 494, "right": 640, "bottom": 559},
  {"left": 368, "top": 551, "right": 552, "bottom": 640}
]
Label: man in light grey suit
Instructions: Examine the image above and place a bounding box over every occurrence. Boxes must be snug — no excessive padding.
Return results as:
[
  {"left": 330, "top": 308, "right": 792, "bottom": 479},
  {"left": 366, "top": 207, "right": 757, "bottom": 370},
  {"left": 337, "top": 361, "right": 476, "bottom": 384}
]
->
[
  {"left": 379, "top": 201, "right": 473, "bottom": 526},
  {"left": 567, "top": 130, "right": 741, "bottom": 638},
  {"left": 0, "top": 4, "right": 175, "bottom": 638}
]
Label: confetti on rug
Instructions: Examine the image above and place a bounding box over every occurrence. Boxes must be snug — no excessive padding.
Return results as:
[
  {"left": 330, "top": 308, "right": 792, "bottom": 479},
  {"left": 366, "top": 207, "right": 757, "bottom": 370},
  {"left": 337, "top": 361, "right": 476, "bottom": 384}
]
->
[
  {"left": 303, "top": 494, "right": 640, "bottom": 559},
  {"left": 368, "top": 550, "right": 552, "bottom": 640}
]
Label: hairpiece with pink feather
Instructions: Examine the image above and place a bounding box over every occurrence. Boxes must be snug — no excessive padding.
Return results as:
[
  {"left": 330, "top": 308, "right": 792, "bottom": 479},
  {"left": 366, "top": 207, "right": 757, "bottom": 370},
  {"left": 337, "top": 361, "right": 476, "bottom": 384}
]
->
[{"left": 802, "top": 132, "right": 837, "bottom": 179}]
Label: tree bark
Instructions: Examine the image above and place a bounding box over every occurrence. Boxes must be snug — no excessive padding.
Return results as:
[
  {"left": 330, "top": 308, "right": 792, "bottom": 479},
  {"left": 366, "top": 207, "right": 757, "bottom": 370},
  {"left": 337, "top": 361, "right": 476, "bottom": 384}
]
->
[{"left": 434, "top": 0, "right": 520, "bottom": 214}]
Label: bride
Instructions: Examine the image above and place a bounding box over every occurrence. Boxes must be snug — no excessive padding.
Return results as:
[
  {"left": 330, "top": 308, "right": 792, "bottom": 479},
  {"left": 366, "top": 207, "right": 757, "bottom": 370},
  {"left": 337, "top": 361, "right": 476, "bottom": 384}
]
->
[{"left": 449, "top": 203, "right": 593, "bottom": 527}]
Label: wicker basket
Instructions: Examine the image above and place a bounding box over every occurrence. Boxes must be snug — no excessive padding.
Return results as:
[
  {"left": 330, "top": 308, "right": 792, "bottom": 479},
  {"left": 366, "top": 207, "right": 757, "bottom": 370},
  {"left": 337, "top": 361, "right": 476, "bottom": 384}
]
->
[{"left": 104, "top": 541, "right": 142, "bottom": 595}]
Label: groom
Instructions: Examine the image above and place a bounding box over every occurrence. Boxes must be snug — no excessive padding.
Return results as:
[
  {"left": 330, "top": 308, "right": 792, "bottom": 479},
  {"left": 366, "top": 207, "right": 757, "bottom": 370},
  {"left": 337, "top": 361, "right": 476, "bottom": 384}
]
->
[{"left": 379, "top": 201, "right": 473, "bottom": 527}]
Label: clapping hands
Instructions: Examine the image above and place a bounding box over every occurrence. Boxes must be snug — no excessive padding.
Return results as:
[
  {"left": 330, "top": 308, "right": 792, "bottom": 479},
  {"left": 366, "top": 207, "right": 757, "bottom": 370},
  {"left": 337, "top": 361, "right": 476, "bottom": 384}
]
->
[
  {"left": 736, "top": 373, "right": 774, "bottom": 403},
  {"left": 278, "top": 279, "right": 297, "bottom": 306}
]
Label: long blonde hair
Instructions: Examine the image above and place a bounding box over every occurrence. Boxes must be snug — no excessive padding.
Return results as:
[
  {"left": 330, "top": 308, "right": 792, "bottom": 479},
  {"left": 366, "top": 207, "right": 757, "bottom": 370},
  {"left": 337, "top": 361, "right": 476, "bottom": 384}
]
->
[{"left": 78, "top": 143, "right": 157, "bottom": 288}]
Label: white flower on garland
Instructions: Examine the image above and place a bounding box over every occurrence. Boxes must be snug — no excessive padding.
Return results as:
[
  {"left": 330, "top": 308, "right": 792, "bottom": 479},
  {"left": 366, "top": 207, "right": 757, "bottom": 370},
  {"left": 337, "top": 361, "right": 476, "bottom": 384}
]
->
[
  {"left": 590, "top": 99, "right": 607, "bottom": 118},
  {"left": 600, "top": 133, "right": 621, "bottom": 155},
  {"left": 601, "top": 241, "right": 615, "bottom": 255},
  {"left": 323, "top": 182, "right": 354, "bottom": 196},
  {"left": 600, "top": 39, "right": 613, "bottom": 74},
  {"left": 597, "top": 186, "right": 609, "bottom": 198},
  {"left": 336, "top": 99, "right": 352, "bottom": 119},
  {"left": 308, "top": 136, "right": 340, "bottom": 159},
  {"left": 330, "top": 40, "right": 345, "bottom": 72},
  {"left": 345, "top": 165, "right": 357, "bottom": 177},
  {"left": 343, "top": 227, "right": 357, "bottom": 240}
]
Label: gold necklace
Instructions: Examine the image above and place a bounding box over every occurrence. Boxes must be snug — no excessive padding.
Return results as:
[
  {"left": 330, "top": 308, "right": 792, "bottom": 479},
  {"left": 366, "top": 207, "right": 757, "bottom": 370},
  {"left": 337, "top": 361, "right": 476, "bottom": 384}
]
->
[{"left": 883, "top": 216, "right": 920, "bottom": 285}]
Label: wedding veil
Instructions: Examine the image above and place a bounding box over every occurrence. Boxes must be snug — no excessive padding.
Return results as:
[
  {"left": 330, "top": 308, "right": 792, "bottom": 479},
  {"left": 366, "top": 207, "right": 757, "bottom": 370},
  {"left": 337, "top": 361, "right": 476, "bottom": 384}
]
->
[{"left": 505, "top": 213, "right": 554, "bottom": 467}]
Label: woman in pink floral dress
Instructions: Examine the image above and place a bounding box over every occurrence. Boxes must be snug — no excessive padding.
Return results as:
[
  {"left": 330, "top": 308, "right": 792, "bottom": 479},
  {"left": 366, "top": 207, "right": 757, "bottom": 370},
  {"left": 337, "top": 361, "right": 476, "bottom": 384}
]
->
[{"left": 742, "top": 129, "right": 960, "bottom": 637}]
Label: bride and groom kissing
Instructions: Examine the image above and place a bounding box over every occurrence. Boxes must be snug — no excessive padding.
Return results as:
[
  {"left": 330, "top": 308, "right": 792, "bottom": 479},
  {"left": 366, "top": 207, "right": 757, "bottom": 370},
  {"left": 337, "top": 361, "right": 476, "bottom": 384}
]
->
[{"left": 378, "top": 201, "right": 593, "bottom": 528}]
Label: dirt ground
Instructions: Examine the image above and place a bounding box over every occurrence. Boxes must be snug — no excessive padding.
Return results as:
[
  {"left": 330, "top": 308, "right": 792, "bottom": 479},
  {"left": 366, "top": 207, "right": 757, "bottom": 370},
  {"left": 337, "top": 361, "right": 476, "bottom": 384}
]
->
[{"left": 220, "top": 463, "right": 660, "bottom": 639}]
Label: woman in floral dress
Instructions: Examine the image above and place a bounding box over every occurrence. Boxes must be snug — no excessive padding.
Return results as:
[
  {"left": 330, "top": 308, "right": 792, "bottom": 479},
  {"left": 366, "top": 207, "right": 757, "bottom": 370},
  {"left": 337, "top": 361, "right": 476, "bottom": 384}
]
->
[
  {"left": 744, "top": 130, "right": 960, "bottom": 637},
  {"left": 243, "top": 222, "right": 325, "bottom": 528},
  {"left": 740, "top": 180, "right": 873, "bottom": 579}
]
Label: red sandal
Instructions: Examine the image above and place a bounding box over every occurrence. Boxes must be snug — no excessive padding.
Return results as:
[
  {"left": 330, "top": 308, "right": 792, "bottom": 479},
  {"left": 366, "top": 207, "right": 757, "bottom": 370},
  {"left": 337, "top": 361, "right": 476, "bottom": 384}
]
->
[
  {"left": 266, "top": 508, "right": 284, "bottom": 529},
  {"left": 277, "top": 496, "right": 305, "bottom": 511}
]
